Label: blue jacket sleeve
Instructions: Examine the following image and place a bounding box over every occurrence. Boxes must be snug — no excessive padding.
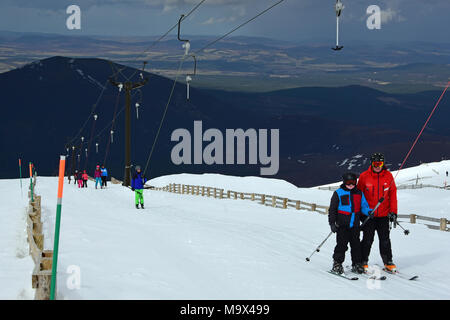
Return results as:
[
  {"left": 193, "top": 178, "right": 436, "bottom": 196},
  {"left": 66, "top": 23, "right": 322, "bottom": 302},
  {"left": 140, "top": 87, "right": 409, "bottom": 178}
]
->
[
  {"left": 360, "top": 193, "right": 371, "bottom": 216},
  {"left": 131, "top": 177, "right": 135, "bottom": 189}
]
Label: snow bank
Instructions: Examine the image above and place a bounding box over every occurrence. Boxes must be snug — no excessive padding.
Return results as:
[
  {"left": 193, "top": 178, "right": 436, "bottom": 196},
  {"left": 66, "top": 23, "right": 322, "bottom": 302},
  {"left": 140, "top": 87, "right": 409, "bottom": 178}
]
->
[{"left": 0, "top": 180, "right": 35, "bottom": 299}]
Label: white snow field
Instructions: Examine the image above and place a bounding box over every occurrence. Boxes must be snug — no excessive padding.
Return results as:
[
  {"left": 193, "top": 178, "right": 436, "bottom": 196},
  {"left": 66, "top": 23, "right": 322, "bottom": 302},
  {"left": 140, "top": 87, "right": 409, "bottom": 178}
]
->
[{"left": 1, "top": 160, "right": 450, "bottom": 299}]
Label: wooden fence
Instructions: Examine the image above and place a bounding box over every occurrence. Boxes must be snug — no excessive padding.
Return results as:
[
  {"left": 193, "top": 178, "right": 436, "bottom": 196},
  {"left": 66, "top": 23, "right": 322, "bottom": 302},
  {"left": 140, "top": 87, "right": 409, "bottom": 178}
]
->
[
  {"left": 399, "top": 214, "right": 449, "bottom": 232},
  {"left": 151, "top": 183, "right": 330, "bottom": 215},
  {"left": 318, "top": 184, "right": 450, "bottom": 191},
  {"left": 27, "top": 174, "right": 54, "bottom": 300},
  {"left": 150, "top": 183, "right": 449, "bottom": 232}
]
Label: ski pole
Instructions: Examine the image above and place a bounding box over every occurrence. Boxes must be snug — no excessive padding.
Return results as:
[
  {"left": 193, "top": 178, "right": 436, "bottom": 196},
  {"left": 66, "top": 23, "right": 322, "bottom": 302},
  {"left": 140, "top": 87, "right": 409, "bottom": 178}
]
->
[
  {"left": 394, "top": 219, "right": 410, "bottom": 235},
  {"left": 306, "top": 231, "right": 333, "bottom": 262},
  {"left": 360, "top": 199, "right": 384, "bottom": 229}
]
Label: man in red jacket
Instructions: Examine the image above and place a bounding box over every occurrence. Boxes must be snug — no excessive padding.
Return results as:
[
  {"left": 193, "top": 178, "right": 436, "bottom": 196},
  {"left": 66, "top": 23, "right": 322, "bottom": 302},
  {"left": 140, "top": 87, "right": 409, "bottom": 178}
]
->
[{"left": 357, "top": 153, "right": 398, "bottom": 272}]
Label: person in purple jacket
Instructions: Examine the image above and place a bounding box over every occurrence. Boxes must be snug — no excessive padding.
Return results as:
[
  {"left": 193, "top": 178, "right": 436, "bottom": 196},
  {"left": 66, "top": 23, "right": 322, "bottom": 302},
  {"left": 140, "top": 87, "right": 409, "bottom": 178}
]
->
[
  {"left": 94, "top": 165, "right": 102, "bottom": 189},
  {"left": 131, "top": 165, "right": 147, "bottom": 209}
]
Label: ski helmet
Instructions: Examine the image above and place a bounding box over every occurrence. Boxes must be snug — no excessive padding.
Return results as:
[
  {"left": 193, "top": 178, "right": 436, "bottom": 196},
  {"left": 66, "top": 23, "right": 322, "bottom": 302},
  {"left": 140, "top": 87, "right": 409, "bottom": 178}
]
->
[
  {"left": 342, "top": 172, "right": 357, "bottom": 181},
  {"left": 370, "top": 152, "right": 385, "bottom": 163},
  {"left": 342, "top": 172, "right": 358, "bottom": 184}
]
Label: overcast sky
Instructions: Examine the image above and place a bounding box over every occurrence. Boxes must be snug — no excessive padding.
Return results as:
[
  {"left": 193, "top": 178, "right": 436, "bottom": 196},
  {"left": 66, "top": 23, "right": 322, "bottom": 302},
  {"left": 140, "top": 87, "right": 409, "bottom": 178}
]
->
[{"left": 0, "top": 0, "right": 449, "bottom": 43}]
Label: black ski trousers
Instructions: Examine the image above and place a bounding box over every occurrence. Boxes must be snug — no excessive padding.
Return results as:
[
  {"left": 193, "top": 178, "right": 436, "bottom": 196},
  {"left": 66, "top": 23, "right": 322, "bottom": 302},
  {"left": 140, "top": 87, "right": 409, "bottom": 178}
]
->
[
  {"left": 360, "top": 217, "right": 393, "bottom": 264},
  {"left": 101, "top": 176, "right": 107, "bottom": 187},
  {"left": 333, "top": 226, "right": 362, "bottom": 265}
]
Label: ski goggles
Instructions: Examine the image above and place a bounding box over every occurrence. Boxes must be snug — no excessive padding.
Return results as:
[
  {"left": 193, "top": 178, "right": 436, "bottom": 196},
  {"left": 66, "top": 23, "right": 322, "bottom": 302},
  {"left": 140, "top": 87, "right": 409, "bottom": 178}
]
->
[
  {"left": 344, "top": 179, "right": 357, "bottom": 186},
  {"left": 372, "top": 161, "right": 384, "bottom": 168}
]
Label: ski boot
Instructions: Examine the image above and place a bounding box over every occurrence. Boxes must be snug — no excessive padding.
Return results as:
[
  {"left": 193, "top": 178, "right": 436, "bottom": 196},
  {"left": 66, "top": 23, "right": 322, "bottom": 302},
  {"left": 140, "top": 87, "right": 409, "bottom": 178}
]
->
[
  {"left": 351, "top": 263, "right": 365, "bottom": 274},
  {"left": 332, "top": 261, "right": 344, "bottom": 274},
  {"left": 136, "top": 204, "right": 139, "bottom": 209},
  {"left": 362, "top": 261, "right": 369, "bottom": 273},
  {"left": 141, "top": 204, "right": 144, "bottom": 209},
  {"left": 384, "top": 261, "right": 397, "bottom": 273}
]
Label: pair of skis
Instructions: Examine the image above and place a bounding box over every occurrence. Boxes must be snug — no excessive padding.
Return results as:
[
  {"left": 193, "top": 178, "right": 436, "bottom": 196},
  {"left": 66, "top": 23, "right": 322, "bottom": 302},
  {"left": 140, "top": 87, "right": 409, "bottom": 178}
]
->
[
  {"left": 328, "top": 265, "right": 418, "bottom": 281},
  {"left": 375, "top": 264, "right": 419, "bottom": 281},
  {"left": 327, "top": 269, "right": 385, "bottom": 281}
]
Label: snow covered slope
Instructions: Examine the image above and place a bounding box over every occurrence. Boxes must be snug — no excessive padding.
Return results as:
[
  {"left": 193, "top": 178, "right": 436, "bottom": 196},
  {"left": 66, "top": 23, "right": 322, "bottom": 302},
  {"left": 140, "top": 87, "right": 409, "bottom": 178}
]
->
[
  {"left": 1, "top": 161, "right": 450, "bottom": 299},
  {"left": 0, "top": 180, "right": 36, "bottom": 299},
  {"left": 0, "top": 166, "right": 450, "bottom": 299}
]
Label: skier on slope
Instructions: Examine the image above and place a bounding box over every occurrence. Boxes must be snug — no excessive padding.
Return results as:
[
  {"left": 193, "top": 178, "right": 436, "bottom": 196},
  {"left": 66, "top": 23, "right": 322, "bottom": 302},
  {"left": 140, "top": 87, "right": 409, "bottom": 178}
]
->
[
  {"left": 94, "top": 165, "right": 102, "bottom": 189},
  {"left": 82, "top": 170, "right": 89, "bottom": 188},
  {"left": 76, "top": 170, "right": 83, "bottom": 188},
  {"left": 329, "top": 172, "right": 372, "bottom": 275},
  {"left": 131, "top": 165, "right": 147, "bottom": 209},
  {"left": 357, "top": 153, "right": 398, "bottom": 272},
  {"left": 101, "top": 165, "right": 108, "bottom": 188}
]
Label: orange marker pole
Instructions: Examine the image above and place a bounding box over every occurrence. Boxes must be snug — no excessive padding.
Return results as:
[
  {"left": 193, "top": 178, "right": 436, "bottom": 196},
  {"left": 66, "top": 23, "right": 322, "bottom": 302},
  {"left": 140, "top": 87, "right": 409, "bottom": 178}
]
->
[
  {"left": 29, "top": 162, "right": 33, "bottom": 202},
  {"left": 50, "top": 156, "right": 66, "bottom": 300}
]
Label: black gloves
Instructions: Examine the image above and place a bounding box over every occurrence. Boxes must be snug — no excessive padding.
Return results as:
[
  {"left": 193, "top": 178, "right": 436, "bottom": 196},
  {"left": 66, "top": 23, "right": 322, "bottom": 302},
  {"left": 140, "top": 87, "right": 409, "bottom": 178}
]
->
[
  {"left": 131, "top": 188, "right": 135, "bottom": 191},
  {"left": 388, "top": 212, "right": 397, "bottom": 223},
  {"left": 330, "top": 223, "right": 338, "bottom": 233},
  {"left": 367, "top": 210, "right": 374, "bottom": 219}
]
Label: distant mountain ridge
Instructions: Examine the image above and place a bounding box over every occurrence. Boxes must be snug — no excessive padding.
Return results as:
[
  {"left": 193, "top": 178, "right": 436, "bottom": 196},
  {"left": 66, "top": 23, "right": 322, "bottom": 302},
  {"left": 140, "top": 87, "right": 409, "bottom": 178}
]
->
[
  {"left": 1, "top": 31, "right": 449, "bottom": 93},
  {"left": 1, "top": 56, "right": 449, "bottom": 186}
]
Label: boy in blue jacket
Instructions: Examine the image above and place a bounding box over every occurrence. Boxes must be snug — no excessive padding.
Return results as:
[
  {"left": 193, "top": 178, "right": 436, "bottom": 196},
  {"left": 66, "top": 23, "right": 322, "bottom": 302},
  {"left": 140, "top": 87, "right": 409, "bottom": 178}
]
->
[
  {"left": 328, "top": 172, "right": 372, "bottom": 274},
  {"left": 131, "top": 165, "right": 147, "bottom": 209}
]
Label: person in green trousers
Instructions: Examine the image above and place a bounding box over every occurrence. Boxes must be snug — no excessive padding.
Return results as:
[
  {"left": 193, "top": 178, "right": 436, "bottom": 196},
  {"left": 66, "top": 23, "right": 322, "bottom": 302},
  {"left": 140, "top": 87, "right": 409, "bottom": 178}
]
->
[{"left": 131, "top": 166, "right": 147, "bottom": 209}]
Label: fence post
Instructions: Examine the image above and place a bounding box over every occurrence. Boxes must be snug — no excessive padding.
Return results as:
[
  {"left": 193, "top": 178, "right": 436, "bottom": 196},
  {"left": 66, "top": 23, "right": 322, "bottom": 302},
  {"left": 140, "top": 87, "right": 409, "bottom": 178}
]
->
[
  {"left": 240, "top": 193, "right": 244, "bottom": 200},
  {"left": 220, "top": 189, "right": 223, "bottom": 199},
  {"left": 296, "top": 200, "right": 301, "bottom": 210},
  {"left": 410, "top": 214, "right": 417, "bottom": 224},
  {"left": 272, "top": 196, "right": 276, "bottom": 207},
  {"left": 213, "top": 188, "right": 217, "bottom": 198},
  {"left": 440, "top": 218, "right": 448, "bottom": 231},
  {"left": 261, "top": 194, "right": 265, "bottom": 205},
  {"left": 234, "top": 191, "right": 237, "bottom": 200},
  {"left": 227, "top": 190, "right": 231, "bottom": 198},
  {"left": 311, "top": 203, "right": 317, "bottom": 212},
  {"left": 283, "top": 198, "right": 288, "bottom": 209},
  {"left": 251, "top": 193, "right": 255, "bottom": 201}
]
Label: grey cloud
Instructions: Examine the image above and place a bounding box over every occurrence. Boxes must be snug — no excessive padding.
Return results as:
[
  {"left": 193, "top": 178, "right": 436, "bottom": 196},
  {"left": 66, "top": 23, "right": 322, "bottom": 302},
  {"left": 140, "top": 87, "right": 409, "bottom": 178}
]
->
[{"left": 2, "top": 0, "right": 258, "bottom": 10}]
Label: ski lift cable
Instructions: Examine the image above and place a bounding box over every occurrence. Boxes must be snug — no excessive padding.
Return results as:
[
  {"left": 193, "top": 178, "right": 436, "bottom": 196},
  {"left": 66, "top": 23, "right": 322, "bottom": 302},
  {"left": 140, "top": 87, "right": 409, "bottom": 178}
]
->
[
  {"left": 65, "top": 0, "right": 203, "bottom": 151},
  {"left": 124, "top": 0, "right": 208, "bottom": 82},
  {"left": 103, "top": 89, "right": 123, "bottom": 165},
  {"left": 67, "top": 78, "right": 110, "bottom": 146},
  {"left": 65, "top": 0, "right": 206, "bottom": 151},
  {"left": 139, "top": 0, "right": 207, "bottom": 59},
  {"left": 83, "top": 113, "right": 99, "bottom": 170},
  {"left": 65, "top": 61, "right": 127, "bottom": 150},
  {"left": 192, "top": 0, "right": 285, "bottom": 56},
  {"left": 98, "top": 89, "right": 140, "bottom": 166},
  {"left": 91, "top": 89, "right": 140, "bottom": 143},
  {"left": 142, "top": 56, "right": 187, "bottom": 177},
  {"left": 360, "top": 81, "right": 450, "bottom": 226},
  {"left": 394, "top": 81, "right": 450, "bottom": 180},
  {"left": 142, "top": 0, "right": 285, "bottom": 177}
]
